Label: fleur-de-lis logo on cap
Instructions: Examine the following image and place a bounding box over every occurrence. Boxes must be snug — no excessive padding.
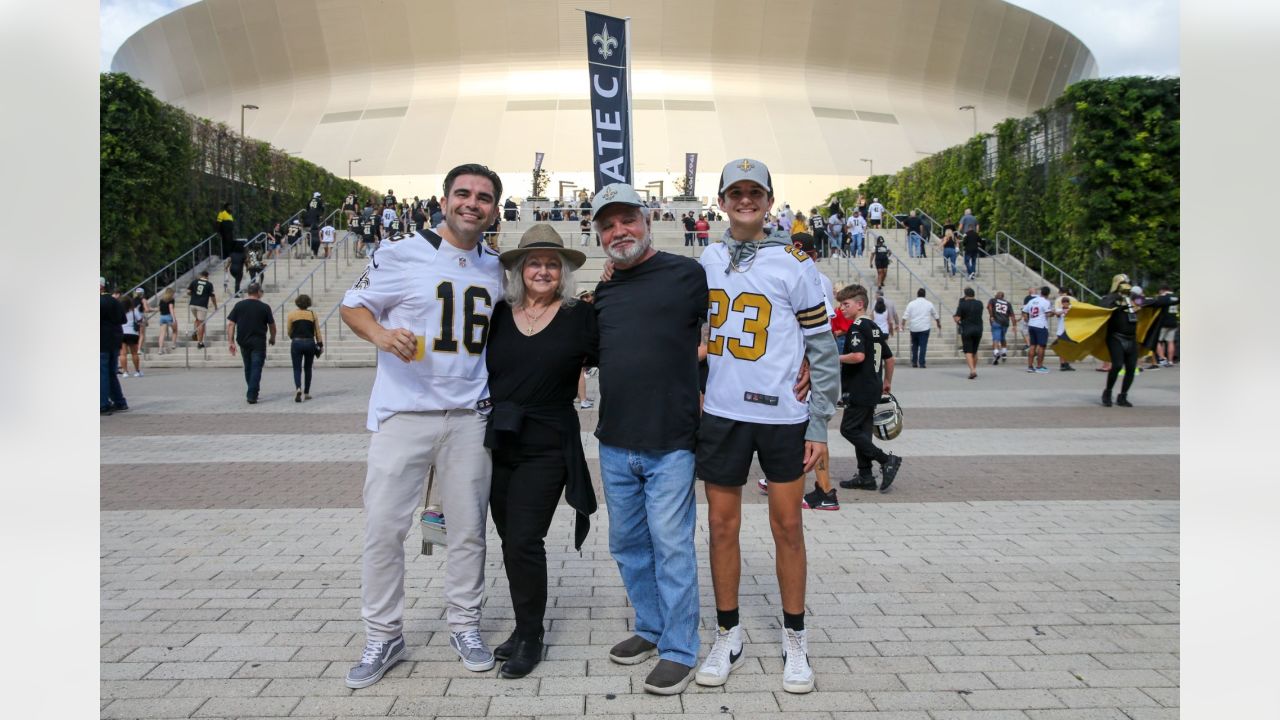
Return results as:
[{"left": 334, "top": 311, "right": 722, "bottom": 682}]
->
[
  {"left": 602, "top": 186, "right": 617, "bottom": 200},
  {"left": 737, "top": 159, "right": 754, "bottom": 172},
  {"left": 593, "top": 24, "right": 619, "bottom": 60}
]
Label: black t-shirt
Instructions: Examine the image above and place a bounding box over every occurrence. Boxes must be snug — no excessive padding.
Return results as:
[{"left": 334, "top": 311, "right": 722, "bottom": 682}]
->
[
  {"left": 343, "top": 194, "right": 356, "bottom": 210},
  {"left": 903, "top": 216, "right": 924, "bottom": 235},
  {"left": 942, "top": 234, "right": 957, "bottom": 249},
  {"left": 100, "top": 293, "right": 125, "bottom": 353},
  {"left": 286, "top": 224, "right": 303, "bottom": 243},
  {"left": 593, "top": 252, "right": 708, "bottom": 452},
  {"left": 841, "top": 317, "right": 892, "bottom": 407},
  {"left": 188, "top": 278, "right": 215, "bottom": 308},
  {"left": 384, "top": 194, "right": 396, "bottom": 207},
  {"left": 305, "top": 197, "right": 323, "bottom": 225},
  {"left": 227, "top": 298, "right": 275, "bottom": 346},
  {"left": 963, "top": 230, "right": 982, "bottom": 254},
  {"left": 873, "top": 245, "right": 891, "bottom": 267},
  {"left": 954, "top": 298, "right": 984, "bottom": 334},
  {"left": 682, "top": 215, "right": 696, "bottom": 231},
  {"left": 487, "top": 301, "right": 599, "bottom": 439},
  {"left": 360, "top": 217, "right": 375, "bottom": 239},
  {"left": 159, "top": 298, "right": 174, "bottom": 316},
  {"left": 988, "top": 297, "right": 1012, "bottom": 327}
]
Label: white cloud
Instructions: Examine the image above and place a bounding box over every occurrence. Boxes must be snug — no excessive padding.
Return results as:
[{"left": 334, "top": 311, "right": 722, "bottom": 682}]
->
[
  {"left": 1008, "top": 0, "right": 1180, "bottom": 77},
  {"left": 100, "top": 0, "right": 199, "bottom": 71}
]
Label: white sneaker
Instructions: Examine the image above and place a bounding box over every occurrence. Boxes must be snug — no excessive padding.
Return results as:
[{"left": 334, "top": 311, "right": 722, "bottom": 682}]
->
[
  {"left": 781, "top": 628, "right": 814, "bottom": 693},
  {"left": 579, "top": 399, "right": 594, "bottom": 409},
  {"left": 696, "top": 624, "right": 745, "bottom": 686},
  {"left": 134, "top": 371, "right": 143, "bottom": 377},
  {"left": 756, "top": 478, "right": 769, "bottom": 495}
]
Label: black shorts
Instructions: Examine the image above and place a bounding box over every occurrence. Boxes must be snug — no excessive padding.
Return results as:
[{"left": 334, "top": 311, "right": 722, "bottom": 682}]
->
[
  {"left": 696, "top": 413, "right": 807, "bottom": 486},
  {"left": 122, "top": 334, "right": 139, "bottom": 347},
  {"left": 961, "top": 330, "right": 982, "bottom": 354},
  {"left": 875, "top": 260, "right": 889, "bottom": 269}
]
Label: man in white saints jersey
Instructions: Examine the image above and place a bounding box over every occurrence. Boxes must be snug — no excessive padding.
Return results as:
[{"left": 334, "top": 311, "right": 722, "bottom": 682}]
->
[
  {"left": 693, "top": 158, "right": 840, "bottom": 695},
  {"left": 339, "top": 164, "right": 506, "bottom": 689}
]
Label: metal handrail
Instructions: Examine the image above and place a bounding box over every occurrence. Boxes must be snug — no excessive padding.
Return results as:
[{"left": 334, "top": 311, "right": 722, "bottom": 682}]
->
[
  {"left": 994, "top": 230, "right": 1100, "bottom": 302},
  {"left": 126, "top": 233, "right": 220, "bottom": 304},
  {"left": 272, "top": 226, "right": 358, "bottom": 321}
]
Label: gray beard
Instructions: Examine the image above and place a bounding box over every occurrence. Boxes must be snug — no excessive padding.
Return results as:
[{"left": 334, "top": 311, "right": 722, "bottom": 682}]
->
[{"left": 603, "top": 233, "right": 652, "bottom": 264}]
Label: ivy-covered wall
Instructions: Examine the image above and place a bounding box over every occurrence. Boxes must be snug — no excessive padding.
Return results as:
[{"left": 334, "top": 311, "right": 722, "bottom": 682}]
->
[
  {"left": 829, "top": 77, "right": 1180, "bottom": 291},
  {"left": 101, "top": 72, "right": 377, "bottom": 287}
]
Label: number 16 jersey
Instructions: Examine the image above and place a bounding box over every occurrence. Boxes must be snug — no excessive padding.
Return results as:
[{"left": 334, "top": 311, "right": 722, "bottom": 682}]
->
[
  {"left": 699, "top": 241, "right": 830, "bottom": 425},
  {"left": 342, "top": 229, "right": 505, "bottom": 431}
]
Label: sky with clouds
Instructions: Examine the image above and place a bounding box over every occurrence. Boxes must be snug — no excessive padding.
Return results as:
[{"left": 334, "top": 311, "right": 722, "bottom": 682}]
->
[{"left": 100, "top": 0, "right": 1179, "bottom": 78}]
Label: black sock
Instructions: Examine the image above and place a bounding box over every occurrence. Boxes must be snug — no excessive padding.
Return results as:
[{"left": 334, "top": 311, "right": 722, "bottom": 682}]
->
[
  {"left": 716, "top": 608, "right": 739, "bottom": 630},
  {"left": 783, "top": 611, "right": 805, "bottom": 632}
]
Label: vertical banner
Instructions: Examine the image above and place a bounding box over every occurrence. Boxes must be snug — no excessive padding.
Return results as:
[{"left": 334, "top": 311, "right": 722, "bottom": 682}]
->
[
  {"left": 585, "top": 11, "right": 632, "bottom": 191},
  {"left": 533, "top": 152, "right": 545, "bottom": 173},
  {"left": 684, "top": 152, "right": 698, "bottom": 197}
]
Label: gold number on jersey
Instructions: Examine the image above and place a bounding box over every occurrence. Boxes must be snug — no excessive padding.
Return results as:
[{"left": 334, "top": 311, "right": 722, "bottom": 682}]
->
[
  {"left": 707, "top": 289, "right": 772, "bottom": 361},
  {"left": 433, "top": 282, "right": 491, "bottom": 355},
  {"left": 872, "top": 341, "right": 883, "bottom": 373}
]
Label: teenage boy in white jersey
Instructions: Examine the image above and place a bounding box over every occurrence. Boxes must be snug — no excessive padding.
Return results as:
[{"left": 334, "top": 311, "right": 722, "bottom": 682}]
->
[
  {"left": 694, "top": 158, "right": 840, "bottom": 694},
  {"left": 339, "top": 164, "right": 506, "bottom": 689},
  {"left": 320, "top": 223, "right": 336, "bottom": 259}
]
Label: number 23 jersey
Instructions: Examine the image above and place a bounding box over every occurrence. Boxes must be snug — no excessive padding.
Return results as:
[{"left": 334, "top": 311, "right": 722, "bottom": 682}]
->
[
  {"left": 342, "top": 229, "right": 505, "bottom": 431},
  {"left": 699, "top": 242, "right": 830, "bottom": 425}
]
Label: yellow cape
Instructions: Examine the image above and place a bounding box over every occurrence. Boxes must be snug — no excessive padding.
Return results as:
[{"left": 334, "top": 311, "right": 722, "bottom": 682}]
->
[{"left": 1053, "top": 300, "right": 1161, "bottom": 364}]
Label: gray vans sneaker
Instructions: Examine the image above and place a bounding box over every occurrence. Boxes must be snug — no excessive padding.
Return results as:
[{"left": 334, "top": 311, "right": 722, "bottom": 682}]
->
[
  {"left": 449, "top": 629, "right": 496, "bottom": 671},
  {"left": 345, "top": 636, "right": 406, "bottom": 689}
]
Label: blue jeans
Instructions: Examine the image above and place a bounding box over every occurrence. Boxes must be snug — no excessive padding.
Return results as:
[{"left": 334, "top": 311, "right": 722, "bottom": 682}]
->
[
  {"left": 240, "top": 343, "right": 267, "bottom": 400},
  {"left": 598, "top": 444, "right": 699, "bottom": 666},
  {"left": 908, "top": 232, "right": 922, "bottom": 257},
  {"left": 852, "top": 232, "right": 864, "bottom": 256},
  {"left": 910, "top": 330, "right": 930, "bottom": 367},
  {"left": 943, "top": 247, "right": 958, "bottom": 275},
  {"left": 964, "top": 252, "right": 978, "bottom": 276},
  {"left": 100, "top": 350, "right": 126, "bottom": 411}
]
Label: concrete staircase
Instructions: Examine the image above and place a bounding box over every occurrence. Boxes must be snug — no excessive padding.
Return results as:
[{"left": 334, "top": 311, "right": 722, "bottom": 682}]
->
[{"left": 129, "top": 218, "right": 1071, "bottom": 369}]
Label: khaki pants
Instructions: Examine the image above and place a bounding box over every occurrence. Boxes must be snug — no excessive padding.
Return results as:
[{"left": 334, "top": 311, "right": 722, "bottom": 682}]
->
[{"left": 360, "top": 410, "right": 491, "bottom": 641}]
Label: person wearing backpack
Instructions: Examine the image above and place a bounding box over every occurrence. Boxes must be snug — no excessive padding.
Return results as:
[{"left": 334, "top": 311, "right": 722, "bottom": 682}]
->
[{"left": 286, "top": 294, "right": 324, "bottom": 403}]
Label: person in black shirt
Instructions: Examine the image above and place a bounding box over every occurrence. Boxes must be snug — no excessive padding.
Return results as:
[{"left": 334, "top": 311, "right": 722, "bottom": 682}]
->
[
  {"left": 342, "top": 193, "right": 357, "bottom": 229},
  {"left": 1095, "top": 276, "right": 1178, "bottom": 407},
  {"left": 483, "top": 225, "right": 596, "bottom": 680},
  {"left": 187, "top": 270, "right": 218, "bottom": 348},
  {"left": 903, "top": 210, "right": 926, "bottom": 258},
  {"left": 953, "top": 287, "right": 985, "bottom": 379},
  {"left": 304, "top": 192, "right": 325, "bottom": 257},
  {"left": 835, "top": 284, "right": 901, "bottom": 491},
  {"left": 590, "top": 183, "right": 708, "bottom": 695},
  {"left": 962, "top": 229, "right": 982, "bottom": 279},
  {"left": 100, "top": 278, "right": 128, "bottom": 414},
  {"left": 871, "top": 236, "right": 892, "bottom": 289},
  {"left": 226, "top": 283, "right": 276, "bottom": 404}
]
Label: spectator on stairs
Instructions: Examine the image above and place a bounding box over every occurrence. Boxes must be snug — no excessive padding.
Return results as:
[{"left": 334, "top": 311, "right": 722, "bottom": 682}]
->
[
  {"left": 940, "top": 228, "right": 959, "bottom": 276},
  {"left": 871, "top": 236, "right": 892, "bottom": 289},
  {"left": 156, "top": 287, "right": 179, "bottom": 355},
  {"left": 872, "top": 289, "right": 898, "bottom": 340},
  {"left": 187, "top": 269, "right": 218, "bottom": 349}
]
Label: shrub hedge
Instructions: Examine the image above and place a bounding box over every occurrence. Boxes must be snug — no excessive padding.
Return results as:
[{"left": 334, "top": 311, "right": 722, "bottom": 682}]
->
[
  {"left": 100, "top": 72, "right": 378, "bottom": 288},
  {"left": 827, "top": 77, "right": 1179, "bottom": 292}
]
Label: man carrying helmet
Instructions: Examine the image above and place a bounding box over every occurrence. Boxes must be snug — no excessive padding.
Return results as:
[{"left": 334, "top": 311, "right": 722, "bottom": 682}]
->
[{"left": 834, "top": 283, "right": 902, "bottom": 492}]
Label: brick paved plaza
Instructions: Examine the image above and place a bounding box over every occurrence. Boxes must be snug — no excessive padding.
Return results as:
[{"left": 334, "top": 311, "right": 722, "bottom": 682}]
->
[{"left": 101, "top": 362, "right": 1179, "bottom": 719}]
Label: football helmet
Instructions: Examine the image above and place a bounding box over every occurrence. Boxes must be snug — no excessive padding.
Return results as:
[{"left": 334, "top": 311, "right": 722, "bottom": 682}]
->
[{"left": 873, "top": 393, "right": 904, "bottom": 441}]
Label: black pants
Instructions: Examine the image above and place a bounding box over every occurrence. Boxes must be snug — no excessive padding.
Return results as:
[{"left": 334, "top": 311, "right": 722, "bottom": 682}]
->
[
  {"left": 840, "top": 404, "right": 888, "bottom": 475},
  {"left": 490, "top": 434, "right": 566, "bottom": 640},
  {"left": 239, "top": 341, "right": 266, "bottom": 401},
  {"left": 1104, "top": 334, "right": 1138, "bottom": 396},
  {"left": 290, "top": 339, "right": 317, "bottom": 392},
  {"left": 229, "top": 254, "right": 244, "bottom": 294}
]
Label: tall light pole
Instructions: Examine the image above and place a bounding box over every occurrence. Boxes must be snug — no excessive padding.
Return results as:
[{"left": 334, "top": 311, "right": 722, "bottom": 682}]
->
[
  {"left": 348, "top": 158, "right": 361, "bottom": 180},
  {"left": 959, "top": 105, "right": 977, "bottom": 137},
  {"left": 860, "top": 158, "right": 873, "bottom": 177},
  {"left": 237, "top": 104, "right": 258, "bottom": 233}
]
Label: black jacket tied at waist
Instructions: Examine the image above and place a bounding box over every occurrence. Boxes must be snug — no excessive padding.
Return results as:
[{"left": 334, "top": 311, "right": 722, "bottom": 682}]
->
[{"left": 484, "top": 400, "right": 596, "bottom": 550}]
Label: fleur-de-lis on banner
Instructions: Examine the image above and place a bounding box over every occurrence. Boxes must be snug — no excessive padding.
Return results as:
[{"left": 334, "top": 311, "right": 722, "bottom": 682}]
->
[{"left": 593, "top": 24, "right": 619, "bottom": 60}]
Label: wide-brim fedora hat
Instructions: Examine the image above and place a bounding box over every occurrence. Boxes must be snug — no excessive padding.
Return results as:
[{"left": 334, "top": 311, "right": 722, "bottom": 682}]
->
[{"left": 498, "top": 223, "right": 587, "bottom": 270}]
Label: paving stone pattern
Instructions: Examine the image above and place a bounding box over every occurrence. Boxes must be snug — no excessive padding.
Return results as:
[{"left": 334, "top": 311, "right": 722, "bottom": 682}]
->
[{"left": 101, "top": 366, "right": 1179, "bottom": 718}]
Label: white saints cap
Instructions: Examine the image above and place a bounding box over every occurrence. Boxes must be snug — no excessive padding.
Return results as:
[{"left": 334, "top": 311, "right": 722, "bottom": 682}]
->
[
  {"left": 590, "top": 183, "right": 646, "bottom": 216},
  {"left": 719, "top": 158, "right": 773, "bottom": 195},
  {"left": 313, "top": 191, "right": 321, "bottom": 197}
]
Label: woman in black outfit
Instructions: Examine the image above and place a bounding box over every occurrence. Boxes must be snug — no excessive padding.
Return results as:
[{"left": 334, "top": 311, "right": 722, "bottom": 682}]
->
[
  {"left": 485, "top": 224, "right": 597, "bottom": 679},
  {"left": 285, "top": 294, "right": 323, "bottom": 402}
]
